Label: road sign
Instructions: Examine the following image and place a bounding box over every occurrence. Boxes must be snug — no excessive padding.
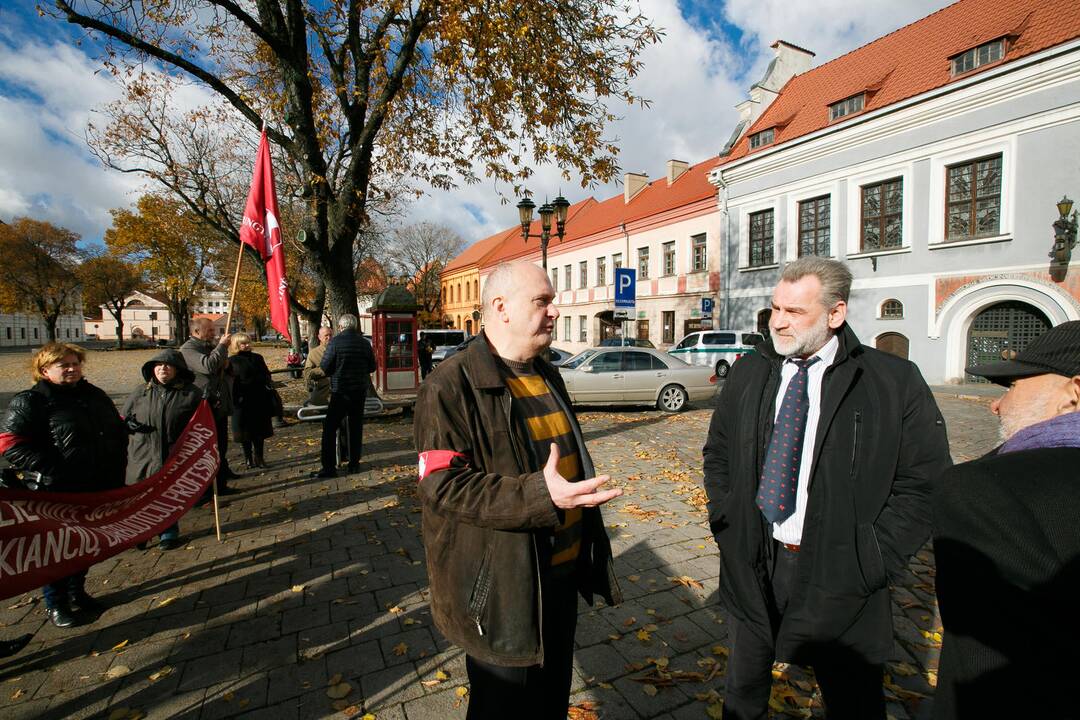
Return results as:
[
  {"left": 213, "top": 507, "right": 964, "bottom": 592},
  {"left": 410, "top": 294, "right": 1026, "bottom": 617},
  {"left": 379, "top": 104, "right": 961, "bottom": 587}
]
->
[
  {"left": 613, "top": 309, "right": 631, "bottom": 320},
  {"left": 614, "top": 268, "right": 636, "bottom": 309},
  {"left": 701, "top": 297, "right": 714, "bottom": 318}
]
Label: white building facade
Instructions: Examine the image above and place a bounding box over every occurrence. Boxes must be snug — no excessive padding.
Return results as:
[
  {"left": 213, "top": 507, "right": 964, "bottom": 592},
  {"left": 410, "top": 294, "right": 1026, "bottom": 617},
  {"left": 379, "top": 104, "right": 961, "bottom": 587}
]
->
[{"left": 712, "top": 0, "right": 1080, "bottom": 384}]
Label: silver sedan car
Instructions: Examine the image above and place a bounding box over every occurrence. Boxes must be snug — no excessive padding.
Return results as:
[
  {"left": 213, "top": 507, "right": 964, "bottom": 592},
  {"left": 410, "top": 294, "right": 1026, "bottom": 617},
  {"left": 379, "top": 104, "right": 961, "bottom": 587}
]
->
[{"left": 558, "top": 347, "right": 718, "bottom": 412}]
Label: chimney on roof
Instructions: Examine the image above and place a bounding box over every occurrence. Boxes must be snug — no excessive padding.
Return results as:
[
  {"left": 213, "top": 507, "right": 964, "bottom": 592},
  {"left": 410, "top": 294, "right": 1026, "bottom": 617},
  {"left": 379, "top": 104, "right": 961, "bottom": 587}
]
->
[
  {"left": 666, "top": 160, "right": 689, "bottom": 186},
  {"left": 624, "top": 172, "right": 649, "bottom": 204},
  {"left": 732, "top": 39, "right": 815, "bottom": 132}
]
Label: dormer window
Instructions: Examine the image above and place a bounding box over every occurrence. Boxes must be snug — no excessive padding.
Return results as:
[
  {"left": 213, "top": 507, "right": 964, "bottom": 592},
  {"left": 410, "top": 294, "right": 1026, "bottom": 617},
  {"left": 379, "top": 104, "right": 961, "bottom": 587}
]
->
[
  {"left": 829, "top": 94, "right": 864, "bottom": 121},
  {"left": 952, "top": 39, "right": 1004, "bottom": 76},
  {"left": 749, "top": 128, "right": 774, "bottom": 150}
]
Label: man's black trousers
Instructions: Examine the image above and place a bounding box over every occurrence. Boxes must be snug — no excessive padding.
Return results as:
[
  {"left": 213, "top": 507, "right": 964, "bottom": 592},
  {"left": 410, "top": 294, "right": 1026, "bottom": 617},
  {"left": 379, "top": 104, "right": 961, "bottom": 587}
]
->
[
  {"left": 321, "top": 389, "right": 365, "bottom": 472},
  {"left": 723, "top": 544, "right": 886, "bottom": 720},
  {"left": 464, "top": 579, "right": 578, "bottom": 720}
]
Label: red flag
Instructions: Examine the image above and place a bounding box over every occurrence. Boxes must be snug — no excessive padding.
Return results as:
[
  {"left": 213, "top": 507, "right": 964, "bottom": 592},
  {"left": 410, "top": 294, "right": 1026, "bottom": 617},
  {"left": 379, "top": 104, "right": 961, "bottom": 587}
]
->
[{"left": 240, "top": 128, "right": 291, "bottom": 341}]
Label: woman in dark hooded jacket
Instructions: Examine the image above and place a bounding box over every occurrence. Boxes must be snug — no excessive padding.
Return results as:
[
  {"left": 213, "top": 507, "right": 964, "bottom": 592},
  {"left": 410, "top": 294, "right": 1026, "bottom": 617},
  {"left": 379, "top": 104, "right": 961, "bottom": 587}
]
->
[
  {"left": 228, "top": 333, "right": 274, "bottom": 468},
  {"left": 122, "top": 348, "right": 202, "bottom": 550},
  {"left": 0, "top": 342, "right": 127, "bottom": 628}
]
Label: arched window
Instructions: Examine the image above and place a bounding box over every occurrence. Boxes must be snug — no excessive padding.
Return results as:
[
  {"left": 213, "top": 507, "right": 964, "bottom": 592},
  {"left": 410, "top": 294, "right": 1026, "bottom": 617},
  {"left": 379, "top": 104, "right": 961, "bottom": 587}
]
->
[
  {"left": 880, "top": 299, "right": 904, "bottom": 319},
  {"left": 457, "top": 283, "right": 462, "bottom": 303},
  {"left": 465, "top": 282, "right": 470, "bottom": 301},
  {"left": 474, "top": 280, "right": 479, "bottom": 301}
]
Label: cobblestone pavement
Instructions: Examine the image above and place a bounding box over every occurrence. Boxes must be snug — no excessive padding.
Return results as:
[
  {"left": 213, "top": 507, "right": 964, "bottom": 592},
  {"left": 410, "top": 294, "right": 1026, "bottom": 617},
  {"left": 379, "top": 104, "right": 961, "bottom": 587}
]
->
[{"left": 0, "top": 393, "right": 998, "bottom": 720}]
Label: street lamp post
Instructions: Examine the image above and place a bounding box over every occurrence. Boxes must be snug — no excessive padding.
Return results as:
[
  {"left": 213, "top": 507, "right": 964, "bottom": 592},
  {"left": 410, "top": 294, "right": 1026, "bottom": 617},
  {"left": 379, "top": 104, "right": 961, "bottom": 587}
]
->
[
  {"left": 516, "top": 194, "right": 571, "bottom": 270},
  {"left": 1050, "top": 195, "right": 1078, "bottom": 282}
]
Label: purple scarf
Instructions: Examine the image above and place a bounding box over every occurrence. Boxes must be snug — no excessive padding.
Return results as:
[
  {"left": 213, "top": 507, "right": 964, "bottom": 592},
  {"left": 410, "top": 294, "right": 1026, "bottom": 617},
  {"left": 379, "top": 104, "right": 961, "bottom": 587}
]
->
[{"left": 1000, "top": 411, "right": 1080, "bottom": 454}]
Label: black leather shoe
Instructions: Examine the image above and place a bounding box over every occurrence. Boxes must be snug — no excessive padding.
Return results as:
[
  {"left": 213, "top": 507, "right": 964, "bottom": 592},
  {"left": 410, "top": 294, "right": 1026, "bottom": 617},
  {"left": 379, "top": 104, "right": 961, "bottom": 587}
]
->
[
  {"left": 0, "top": 634, "right": 32, "bottom": 658},
  {"left": 68, "top": 591, "right": 105, "bottom": 616},
  {"left": 158, "top": 537, "right": 184, "bottom": 551},
  {"left": 47, "top": 604, "right": 79, "bottom": 628},
  {"left": 219, "top": 469, "right": 241, "bottom": 480},
  {"left": 310, "top": 469, "right": 336, "bottom": 479},
  {"left": 346, "top": 463, "right": 361, "bottom": 474}
]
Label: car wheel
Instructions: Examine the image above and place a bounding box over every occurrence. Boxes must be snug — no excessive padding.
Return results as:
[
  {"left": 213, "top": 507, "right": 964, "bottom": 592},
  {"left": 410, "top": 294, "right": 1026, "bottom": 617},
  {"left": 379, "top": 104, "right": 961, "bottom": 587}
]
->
[
  {"left": 657, "top": 384, "right": 688, "bottom": 412},
  {"left": 715, "top": 360, "right": 730, "bottom": 378}
]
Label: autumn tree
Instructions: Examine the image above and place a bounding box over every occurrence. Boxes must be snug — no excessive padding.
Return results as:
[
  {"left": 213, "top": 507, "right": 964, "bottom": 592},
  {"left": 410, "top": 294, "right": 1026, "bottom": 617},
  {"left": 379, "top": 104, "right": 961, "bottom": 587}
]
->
[
  {"left": 387, "top": 222, "right": 465, "bottom": 324},
  {"left": 53, "top": 0, "right": 660, "bottom": 326},
  {"left": 105, "top": 194, "right": 218, "bottom": 343},
  {"left": 78, "top": 254, "right": 143, "bottom": 348},
  {"left": 0, "top": 218, "right": 84, "bottom": 341}
]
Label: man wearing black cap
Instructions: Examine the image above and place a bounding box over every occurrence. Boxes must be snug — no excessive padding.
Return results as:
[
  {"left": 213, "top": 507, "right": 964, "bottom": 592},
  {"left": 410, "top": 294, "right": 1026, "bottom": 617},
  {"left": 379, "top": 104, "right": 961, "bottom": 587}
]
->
[{"left": 932, "top": 320, "right": 1080, "bottom": 720}]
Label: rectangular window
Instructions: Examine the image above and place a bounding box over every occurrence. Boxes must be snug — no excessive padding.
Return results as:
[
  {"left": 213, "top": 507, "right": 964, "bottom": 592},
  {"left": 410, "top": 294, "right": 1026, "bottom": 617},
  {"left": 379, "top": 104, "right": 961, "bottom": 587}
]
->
[
  {"left": 74, "top": 329, "right": 79, "bottom": 338},
  {"left": 636, "top": 319, "right": 650, "bottom": 341},
  {"left": 579, "top": 261, "right": 588, "bottom": 289},
  {"left": 798, "top": 196, "right": 831, "bottom": 257},
  {"left": 637, "top": 247, "right": 649, "bottom": 279},
  {"left": 662, "top": 241, "right": 675, "bottom": 275},
  {"left": 33, "top": 328, "right": 38, "bottom": 339},
  {"left": 952, "top": 39, "right": 1004, "bottom": 76},
  {"left": 662, "top": 311, "right": 675, "bottom": 344},
  {"left": 596, "top": 257, "right": 606, "bottom": 286},
  {"left": 4, "top": 328, "right": 9, "bottom": 340},
  {"left": 946, "top": 155, "right": 1002, "bottom": 241},
  {"left": 65, "top": 328, "right": 70, "bottom": 338},
  {"left": 564, "top": 316, "right": 571, "bottom": 341},
  {"left": 564, "top": 265, "right": 571, "bottom": 290},
  {"left": 692, "top": 233, "right": 707, "bottom": 271},
  {"left": 749, "top": 210, "right": 775, "bottom": 267},
  {"left": 829, "top": 94, "right": 864, "bottom": 121},
  {"left": 578, "top": 316, "right": 587, "bottom": 343},
  {"left": 613, "top": 253, "right": 623, "bottom": 270},
  {"left": 749, "top": 128, "right": 774, "bottom": 149},
  {"left": 551, "top": 268, "right": 558, "bottom": 292},
  {"left": 861, "top": 177, "right": 903, "bottom": 251}
]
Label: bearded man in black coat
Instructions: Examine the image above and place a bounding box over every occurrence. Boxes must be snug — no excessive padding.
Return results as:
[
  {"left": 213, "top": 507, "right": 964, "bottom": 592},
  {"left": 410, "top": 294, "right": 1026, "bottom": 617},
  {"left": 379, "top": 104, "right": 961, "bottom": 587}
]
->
[
  {"left": 932, "top": 321, "right": 1080, "bottom": 720},
  {"left": 703, "top": 257, "right": 952, "bottom": 719}
]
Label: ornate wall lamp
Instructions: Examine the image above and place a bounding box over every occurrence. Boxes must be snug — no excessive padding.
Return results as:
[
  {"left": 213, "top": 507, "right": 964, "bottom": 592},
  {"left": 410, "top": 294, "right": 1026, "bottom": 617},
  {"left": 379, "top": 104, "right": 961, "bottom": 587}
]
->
[{"left": 1049, "top": 195, "right": 1078, "bottom": 282}]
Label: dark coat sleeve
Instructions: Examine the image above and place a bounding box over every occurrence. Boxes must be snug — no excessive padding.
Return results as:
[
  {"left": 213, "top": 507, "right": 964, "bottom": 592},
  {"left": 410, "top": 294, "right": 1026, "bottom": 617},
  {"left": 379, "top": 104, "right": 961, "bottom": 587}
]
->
[
  {"left": 0, "top": 391, "right": 62, "bottom": 476},
  {"left": 320, "top": 338, "right": 337, "bottom": 377},
  {"left": 413, "top": 376, "right": 559, "bottom": 531},
  {"left": 702, "top": 356, "right": 750, "bottom": 533},
  {"left": 875, "top": 363, "right": 952, "bottom": 581}
]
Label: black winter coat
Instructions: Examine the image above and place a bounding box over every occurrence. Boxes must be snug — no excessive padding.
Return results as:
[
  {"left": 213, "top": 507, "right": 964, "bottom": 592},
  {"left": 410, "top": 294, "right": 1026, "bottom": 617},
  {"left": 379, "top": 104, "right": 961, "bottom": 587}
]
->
[
  {"left": 122, "top": 349, "right": 202, "bottom": 485},
  {"left": 414, "top": 331, "right": 620, "bottom": 667},
  {"left": 932, "top": 447, "right": 1080, "bottom": 720},
  {"left": 702, "top": 324, "right": 951, "bottom": 664},
  {"left": 0, "top": 379, "right": 127, "bottom": 492},
  {"left": 320, "top": 328, "right": 376, "bottom": 394},
  {"left": 229, "top": 351, "right": 274, "bottom": 441}
]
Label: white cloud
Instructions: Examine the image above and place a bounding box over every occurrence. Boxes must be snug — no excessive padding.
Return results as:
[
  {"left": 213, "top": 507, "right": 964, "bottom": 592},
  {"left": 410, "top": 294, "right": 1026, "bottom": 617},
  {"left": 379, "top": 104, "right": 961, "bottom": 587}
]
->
[{"left": 0, "top": 0, "right": 958, "bottom": 251}]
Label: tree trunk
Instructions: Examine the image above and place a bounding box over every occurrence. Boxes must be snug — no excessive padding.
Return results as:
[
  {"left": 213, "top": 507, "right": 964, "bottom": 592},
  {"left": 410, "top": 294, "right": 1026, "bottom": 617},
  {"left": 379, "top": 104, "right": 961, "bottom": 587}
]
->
[
  {"left": 116, "top": 319, "right": 125, "bottom": 349},
  {"left": 288, "top": 311, "right": 302, "bottom": 352}
]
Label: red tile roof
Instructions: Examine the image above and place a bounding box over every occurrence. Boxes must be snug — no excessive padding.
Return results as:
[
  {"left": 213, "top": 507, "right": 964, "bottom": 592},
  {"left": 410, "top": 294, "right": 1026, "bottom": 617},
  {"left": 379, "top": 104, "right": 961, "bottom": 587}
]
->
[
  {"left": 442, "top": 226, "right": 518, "bottom": 273},
  {"left": 721, "top": 0, "right": 1080, "bottom": 165}
]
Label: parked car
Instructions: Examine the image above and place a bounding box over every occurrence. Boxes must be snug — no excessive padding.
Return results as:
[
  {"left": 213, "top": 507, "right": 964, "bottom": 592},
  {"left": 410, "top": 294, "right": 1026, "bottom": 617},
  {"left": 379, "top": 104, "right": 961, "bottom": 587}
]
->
[
  {"left": 545, "top": 347, "right": 574, "bottom": 366},
  {"left": 421, "top": 329, "right": 470, "bottom": 369},
  {"left": 597, "top": 337, "right": 655, "bottom": 348},
  {"left": 558, "top": 347, "right": 717, "bottom": 412},
  {"left": 667, "top": 330, "right": 764, "bottom": 378}
]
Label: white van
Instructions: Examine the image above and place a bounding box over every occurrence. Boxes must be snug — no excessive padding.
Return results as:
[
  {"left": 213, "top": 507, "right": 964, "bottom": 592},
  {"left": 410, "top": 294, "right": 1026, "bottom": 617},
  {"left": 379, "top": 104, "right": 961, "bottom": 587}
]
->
[{"left": 668, "top": 330, "right": 765, "bottom": 378}]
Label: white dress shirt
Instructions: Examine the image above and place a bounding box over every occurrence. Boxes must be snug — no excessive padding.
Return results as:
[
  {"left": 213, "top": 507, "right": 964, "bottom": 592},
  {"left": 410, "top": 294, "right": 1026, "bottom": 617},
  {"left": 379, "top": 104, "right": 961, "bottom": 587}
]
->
[{"left": 771, "top": 334, "right": 839, "bottom": 545}]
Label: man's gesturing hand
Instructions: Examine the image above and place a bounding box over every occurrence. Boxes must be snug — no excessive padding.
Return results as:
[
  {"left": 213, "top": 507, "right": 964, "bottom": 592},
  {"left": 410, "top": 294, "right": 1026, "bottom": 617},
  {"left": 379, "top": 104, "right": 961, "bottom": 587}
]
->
[{"left": 543, "top": 443, "right": 623, "bottom": 509}]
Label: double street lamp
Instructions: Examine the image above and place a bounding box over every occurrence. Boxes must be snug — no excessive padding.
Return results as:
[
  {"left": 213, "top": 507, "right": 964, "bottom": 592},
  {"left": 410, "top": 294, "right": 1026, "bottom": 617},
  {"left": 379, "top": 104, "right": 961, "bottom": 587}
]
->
[{"left": 516, "top": 194, "right": 571, "bottom": 270}]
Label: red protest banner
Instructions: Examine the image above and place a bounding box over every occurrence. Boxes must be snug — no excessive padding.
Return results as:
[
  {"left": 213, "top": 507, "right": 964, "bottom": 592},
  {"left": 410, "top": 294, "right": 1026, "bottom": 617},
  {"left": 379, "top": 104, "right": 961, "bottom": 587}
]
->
[{"left": 0, "top": 400, "right": 219, "bottom": 601}]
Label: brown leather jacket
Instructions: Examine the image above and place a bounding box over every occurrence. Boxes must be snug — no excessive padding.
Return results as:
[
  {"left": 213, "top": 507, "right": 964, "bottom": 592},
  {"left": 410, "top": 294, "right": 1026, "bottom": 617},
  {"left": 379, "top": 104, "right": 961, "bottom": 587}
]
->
[{"left": 414, "top": 331, "right": 620, "bottom": 666}]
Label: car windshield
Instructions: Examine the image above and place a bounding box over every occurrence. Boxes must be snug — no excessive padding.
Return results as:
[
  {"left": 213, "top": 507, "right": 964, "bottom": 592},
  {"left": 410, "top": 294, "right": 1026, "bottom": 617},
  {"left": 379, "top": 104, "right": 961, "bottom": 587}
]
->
[{"left": 561, "top": 350, "right": 598, "bottom": 369}]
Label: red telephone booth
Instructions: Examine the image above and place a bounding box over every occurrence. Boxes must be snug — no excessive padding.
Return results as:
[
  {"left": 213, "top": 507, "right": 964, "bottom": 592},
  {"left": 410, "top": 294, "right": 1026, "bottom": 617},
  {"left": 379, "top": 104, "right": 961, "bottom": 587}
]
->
[{"left": 368, "top": 284, "right": 420, "bottom": 406}]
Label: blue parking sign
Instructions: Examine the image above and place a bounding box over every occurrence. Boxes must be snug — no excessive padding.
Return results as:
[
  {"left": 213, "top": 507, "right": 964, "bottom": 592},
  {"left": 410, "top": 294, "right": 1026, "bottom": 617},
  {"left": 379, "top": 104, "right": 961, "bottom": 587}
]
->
[
  {"left": 701, "top": 297, "right": 714, "bottom": 317},
  {"left": 614, "top": 268, "right": 636, "bottom": 308}
]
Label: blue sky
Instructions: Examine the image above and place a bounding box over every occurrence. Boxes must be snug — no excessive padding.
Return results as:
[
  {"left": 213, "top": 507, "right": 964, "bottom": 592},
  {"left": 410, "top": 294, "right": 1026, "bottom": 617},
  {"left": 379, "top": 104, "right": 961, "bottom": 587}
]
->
[{"left": 0, "top": 0, "right": 953, "bottom": 248}]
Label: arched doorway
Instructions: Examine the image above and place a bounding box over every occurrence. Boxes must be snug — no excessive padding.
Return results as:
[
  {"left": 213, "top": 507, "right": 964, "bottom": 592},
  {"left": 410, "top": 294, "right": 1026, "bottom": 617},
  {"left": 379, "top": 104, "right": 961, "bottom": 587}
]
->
[
  {"left": 465, "top": 319, "right": 473, "bottom": 335},
  {"left": 966, "top": 301, "right": 1051, "bottom": 382},
  {"left": 876, "top": 332, "right": 909, "bottom": 359},
  {"left": 756, "top": 309, "right": 771, "bottom": 336},
  {"left": 595, "top": 310, "right": 622, "bottom": 341}
]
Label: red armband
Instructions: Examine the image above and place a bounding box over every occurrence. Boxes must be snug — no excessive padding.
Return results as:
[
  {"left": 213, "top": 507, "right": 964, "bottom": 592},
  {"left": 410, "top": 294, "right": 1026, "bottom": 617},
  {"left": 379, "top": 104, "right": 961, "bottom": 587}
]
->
[
  {"left": 0, "top": 432, "right": 29, "bottom": 454},
  {"left": 418, "top": 450, "right": 469, "bottom": 481}
]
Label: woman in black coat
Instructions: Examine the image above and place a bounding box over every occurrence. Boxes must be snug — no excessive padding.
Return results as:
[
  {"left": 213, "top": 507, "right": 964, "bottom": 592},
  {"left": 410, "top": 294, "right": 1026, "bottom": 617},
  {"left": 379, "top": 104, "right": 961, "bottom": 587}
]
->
[
  {"left": 0, "top": 342, "right": 128, "bottom": 628},
  {"left": 122, "top": 348, "right": 202, "bottom": 550},
  {"left": 228, "top": 333, "right": 274, "bottom": 468}
]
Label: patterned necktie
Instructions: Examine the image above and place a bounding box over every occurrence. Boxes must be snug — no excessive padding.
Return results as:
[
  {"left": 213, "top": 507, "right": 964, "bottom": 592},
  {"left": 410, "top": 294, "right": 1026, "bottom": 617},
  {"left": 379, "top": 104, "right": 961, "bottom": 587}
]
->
[{"left": 756, "top": 356, "right": 821, "bottom": 524}]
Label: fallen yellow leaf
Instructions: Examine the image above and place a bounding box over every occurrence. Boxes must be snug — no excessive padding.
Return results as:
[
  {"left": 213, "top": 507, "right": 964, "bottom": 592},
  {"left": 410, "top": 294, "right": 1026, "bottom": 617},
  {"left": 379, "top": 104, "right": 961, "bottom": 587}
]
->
[
  {"left": 636, "top": 629, "right": 651, "bottom": 642},
  {"left": 435, "top": 671, "right": 450, "bottom": 680},
  {"left": 642, "top": 684, "right": 658, "bottom": 697},
  {"left": 707, "top": 701, "right": 724, "bottom": 719},
  {"left": 326, "top": 682, "right": 352, "bottom": 699},
  {"left": 392, "top": 642, "right": 408, "bottom": 656},
  {"left": 111, "top": 640, "right": 129, "bottom": 652},
  {"left": 157, "top": 597, "right": 177, "bottom": 608},
  {"left": 455, "top": 686, "right": 469, "bottom": 698}
]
